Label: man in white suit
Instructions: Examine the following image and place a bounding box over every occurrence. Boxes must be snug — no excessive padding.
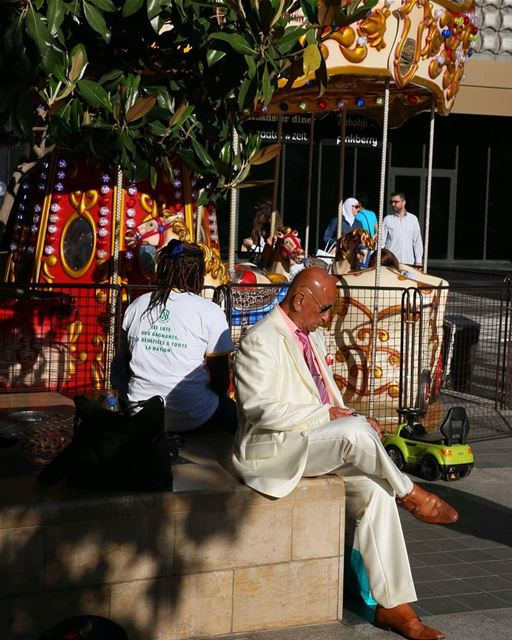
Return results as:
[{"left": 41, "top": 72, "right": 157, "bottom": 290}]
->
[{"left": 233, "top": 267, "right": 457, "bottom": 640}]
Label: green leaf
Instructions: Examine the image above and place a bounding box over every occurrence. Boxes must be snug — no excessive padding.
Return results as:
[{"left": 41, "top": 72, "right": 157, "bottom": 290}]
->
[
  {"left": 234, "top": 178, "right": 275, "bottom": 189},
  {"left": 207, "top": 49, "right": 226, "bottom": 67},
  {"left": 91, "top": 0, "right": 116, "bottom": 12},
  {"left": 178, "top": 148, "right": 207, "bottom": 174},
  {"left": 122, "top": 0, "right": 144, "bottom": 17},
  {"left": 147, "top": 0, "right": 161, "bottom": 20},
  {"left": 99, "top": 69, "right": 124, "bottom": 89},
  {"left": 190, "top": 137, "right": 216, "bottom": 170},
  {"left": 209, "top": 32, "right": 255, "bottom": 56},
  {"left": 77, "top": 78, "right": 112, "bottom": 110},
  {"left": 249, "top": 143, "right": 282, "bottom": 165},
  {"left": 69, "top": 43, "right": 88, "bottom": 82},
  {"left": 237, "top": 76, "right": 256, "bottom": 110},
  {"left": 126, "top": 95, "right": 157, "bottom": 122},
  {"left": 26, "top": 7, "right": 52, "bottom": 54},
  {"left": 46, "top": 0, "right": 65, "bottom": 36},
  {"left": 303, "top": 43, "right": 321, "bottom": 75},
  {"left": 245, "top": 54, "right": 256, "bottom": 79},
  {"left": 83, "top": 1, "right": 111, "bottom": 43},
  {"left": 261, "top": 65, "right": 273, "bottom": 104}
]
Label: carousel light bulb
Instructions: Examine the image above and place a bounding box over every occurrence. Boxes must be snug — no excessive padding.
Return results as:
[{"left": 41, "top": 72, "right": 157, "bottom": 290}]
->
[
  {"left": 100, "top": 207, "right": 110, "bottom": 216},
  {"left": 42, "top": 161, "right": 50, "bottom": 169},
  {"left": 128, "top": 185, "right": 138, "bottom": 196},
  {"left": 18, "top": 203, "right": 25, "bottom": 211},
  {"left": 39, "top": 172, "right": 48, "bottom": 180},
  {"left": 22, "top": 183, "right": 30, "bottom": 191},
  {"left": 306, "top": 80, "right": 314, "bottom": 88},
  {"left": 101, "top": 174, "right": 111, "bottom": 183},
  {"left": 299, "top": 101, "right": 308, "bottom": 110},
  {"left": 384, "top": 0, "right": 392, "bottom": 7},
  {"left": 126, "top": 208, "right": 136, "bottom": 217},
  {"left": 47, "top": 224, "right": 57, "bottom": 234},
  {"left": 10, "top": 243, "right": 18, "bottom": 251},
  {"left": 100, "top": 185, "right": 110, "bottom": 194},
  {"left": 31, "top": 224, "right": 39, "bottom": 234},
  {"left": 434, "top": 8, "right": 444, "bottom": 19},
  {"left": 174, "top": 190, "right": 182, "bottom": 199},
  {"left": 442, "top": 27, "right": 452, "bottom": 38},
  {"left": 468, "top": 48, "right": 474, "bottom": 57},
  {"left": 44, "top": 245, "right": 54, "bottom": 255},
  {"left": 99, "top": 217, "right": 109, "bottom": 227},
  {"left": 27, "top": 245, "right": 35, "bottom": 254},
  {"left": 96, "top": 249, "right": 107, "bottom": 259},
  {"left": 376, "top": 96, "right": 384, "bottom": 106},
  {"left": 57, "top": 171, "right": 66, "bottom": 180},
  {"left": 317, "top": 99, "right": 327, "bottom": 109},
  {"left": 436, "top": 53, "right": 445, "bottom": 64},
  {"left": 356, "top": 36, "right": 367, "bottom": 47},
  {"left": 337, "top": 99, "right": 346, "bottom": 109},
  {"left": 125, "top": 251, "right": 134, "bottom": 260},
  {"left": 261, "top": 104, "right": 269, "bottom": 113},
  {"left": 98, "top": 228, "right": 109, "bottom": 237},
  {"left": 175, "top": 168, "right": 181, "bottom": 177},
  {"left": 356, "top": 97, "right": 365, "bottom": 108},
  {"left": 49, "top": 214, "right": 59, "bottom": 223},
  {"left": 407, "top": 95, "right": 419, "bottom": 104},
  {"left": 33, "top": 214, "right": 40, "bottom": 223},
  {"left": 38, "top": 183, "right": 46, "bottom": 191},
  {"left": 16, "top": 213, "right": 24, "bottom": 221},
  {"left": 126, "top": 219, "right": 136, "bottom": 228},
  {"left": 174, "top": 179, "right": 182, "bottom": 188},
  {"left": 57, "top": 159, "right": 67, "bottom": 169},
  {"left": 14, "top": 224, "right": 22, "bottom": 231},
  {"left": 55, "top": 182, "right": 64, "bottom": 192}
]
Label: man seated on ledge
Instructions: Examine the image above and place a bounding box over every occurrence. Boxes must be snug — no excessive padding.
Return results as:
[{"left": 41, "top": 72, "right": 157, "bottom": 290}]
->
[{"left": 232, "top": 267, "right": 458, "bottom": 640}]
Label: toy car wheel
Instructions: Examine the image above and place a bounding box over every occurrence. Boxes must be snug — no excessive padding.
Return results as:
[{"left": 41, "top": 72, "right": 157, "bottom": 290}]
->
[
  {"left": 420, "top": 455, "right": 441, "bottom": 481},
  {"left": 386, "top": 445, "right": 405, "bottom": 470}
]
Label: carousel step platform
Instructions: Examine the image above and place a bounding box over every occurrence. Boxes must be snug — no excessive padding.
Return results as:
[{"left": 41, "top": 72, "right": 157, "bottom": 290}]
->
[{"left": 0, "top": 407, "right": 346, "bottom": 640}]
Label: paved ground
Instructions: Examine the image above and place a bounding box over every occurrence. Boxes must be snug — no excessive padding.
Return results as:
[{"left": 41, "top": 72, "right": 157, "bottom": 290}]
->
[{"left": 212, "top": 437, "right": 512, "bottom": 640}]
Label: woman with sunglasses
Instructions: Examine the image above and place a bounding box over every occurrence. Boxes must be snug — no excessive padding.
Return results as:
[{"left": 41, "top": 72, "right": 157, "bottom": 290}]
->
[{"left": 322, "top": 197, "right": 364, "bottom": 251}]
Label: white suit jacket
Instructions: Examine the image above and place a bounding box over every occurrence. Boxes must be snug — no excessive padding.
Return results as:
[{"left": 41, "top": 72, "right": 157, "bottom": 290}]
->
[{"left": 233, "top": 306, "right": 346, "bottom": 498}]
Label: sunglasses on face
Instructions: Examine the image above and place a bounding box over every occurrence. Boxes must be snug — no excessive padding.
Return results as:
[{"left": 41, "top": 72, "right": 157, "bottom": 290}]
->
[{"left": 302, "top": 286, "right": 333, "bottom": 314}]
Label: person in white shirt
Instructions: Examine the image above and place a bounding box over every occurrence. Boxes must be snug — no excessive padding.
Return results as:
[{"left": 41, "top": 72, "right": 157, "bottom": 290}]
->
[
  {"left": 114, "top": 240, "right": 237, "bottom": 434},
  {"left": 382, "top": 192, "right": 423, "bottom": 267}
]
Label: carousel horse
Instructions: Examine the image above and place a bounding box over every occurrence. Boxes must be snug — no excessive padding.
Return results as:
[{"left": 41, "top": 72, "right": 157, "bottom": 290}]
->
[
  {"left": 260, "top": 226, "right": 305, "bottom": 281},
  {"left": 331, "top": 228, "right": 375, "bottom": 275},
  {"left": 126, "top": 210, "right": 229, "bottom": 286}
]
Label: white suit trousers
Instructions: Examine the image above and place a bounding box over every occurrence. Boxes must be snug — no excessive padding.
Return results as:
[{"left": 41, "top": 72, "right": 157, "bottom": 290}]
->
[{"left": 303, "top": 416, "right": 417, "bottom": 608}]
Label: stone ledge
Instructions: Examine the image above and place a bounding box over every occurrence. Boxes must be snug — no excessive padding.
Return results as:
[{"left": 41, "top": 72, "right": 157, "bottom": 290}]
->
[{"left": 0, "top": 461, "right": 345, "bottom": 640}]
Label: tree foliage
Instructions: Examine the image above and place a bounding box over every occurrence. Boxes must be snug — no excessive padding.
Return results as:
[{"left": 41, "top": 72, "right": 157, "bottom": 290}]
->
[{"left": 0, "top": 0, "right": 375, "bottom": 193}]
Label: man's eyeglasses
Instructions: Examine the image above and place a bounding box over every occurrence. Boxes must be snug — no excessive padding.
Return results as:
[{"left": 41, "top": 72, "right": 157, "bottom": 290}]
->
[{"left": 302, "top": 286, "right": 333, "bottom": 314}]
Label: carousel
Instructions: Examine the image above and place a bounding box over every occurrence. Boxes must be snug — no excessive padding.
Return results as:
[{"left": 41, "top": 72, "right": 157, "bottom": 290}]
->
[{"left": 0, "top": 0, "right": 476, "bottom": 426}]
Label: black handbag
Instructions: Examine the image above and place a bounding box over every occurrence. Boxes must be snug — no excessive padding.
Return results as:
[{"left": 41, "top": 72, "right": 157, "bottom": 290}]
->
[{"left": 37, "top": 395, "right": 173, "bottom": 491}]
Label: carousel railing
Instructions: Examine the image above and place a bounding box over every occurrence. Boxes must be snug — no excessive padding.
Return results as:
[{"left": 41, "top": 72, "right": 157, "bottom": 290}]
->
[{"left": 0, "top": 278, "right": 510, "bottom": 441}]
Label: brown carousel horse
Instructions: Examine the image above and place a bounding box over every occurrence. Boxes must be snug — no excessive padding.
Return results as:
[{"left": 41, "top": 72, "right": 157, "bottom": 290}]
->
[{"left": 331, "top": 228, "right": 375, "bottom": 275}]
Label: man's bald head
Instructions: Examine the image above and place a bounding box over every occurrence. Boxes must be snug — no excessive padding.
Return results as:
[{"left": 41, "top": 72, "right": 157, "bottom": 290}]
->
[{"left": 281, "top": 267, "right": 338, "bottom": 333}]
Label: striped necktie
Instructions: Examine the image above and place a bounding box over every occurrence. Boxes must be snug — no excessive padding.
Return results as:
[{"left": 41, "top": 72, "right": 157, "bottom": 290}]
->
[{"left": 296, "top": 330, "right": 330, "bottom": 404}]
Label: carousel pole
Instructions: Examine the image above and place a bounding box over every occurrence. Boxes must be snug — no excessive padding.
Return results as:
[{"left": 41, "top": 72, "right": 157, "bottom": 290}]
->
[
  {"left": 270, "top": 116, "right": 283, "bottom": 235},
  {"left": 304, "top": 115, "right": 316, "bottom": 257},
  {"left": 196, "top": 189, "right": 204, "bottom": 243},
  {"left": 105, "top": 165, "right": 123, "bottom": 391},
  {"left": 423, "top": 101, "right": 436, "bottom": 274},
  {"left": 228, "top": 127, "right": 240, "bottom": 279},
  {"left": 368, "top": 80, "right": 390, "bottom": 418},
  {"left": 337, "top": 110, "right": 347, "bottom": 240}
]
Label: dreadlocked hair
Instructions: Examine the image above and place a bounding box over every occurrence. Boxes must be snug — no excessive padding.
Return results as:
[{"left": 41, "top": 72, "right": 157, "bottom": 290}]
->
[{"left": 145, "top": 240, "right": 205, "bottom": 318}]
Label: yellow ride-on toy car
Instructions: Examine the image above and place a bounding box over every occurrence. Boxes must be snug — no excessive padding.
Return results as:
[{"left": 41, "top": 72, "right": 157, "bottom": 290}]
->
[{"left": 383, "top": 406, "right": 474, "bottom": 481}]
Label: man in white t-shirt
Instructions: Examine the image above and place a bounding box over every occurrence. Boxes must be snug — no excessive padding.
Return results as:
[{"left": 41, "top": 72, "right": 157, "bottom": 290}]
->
[{"left": 113, "top": 240, "right": 237, "bottom": 434}]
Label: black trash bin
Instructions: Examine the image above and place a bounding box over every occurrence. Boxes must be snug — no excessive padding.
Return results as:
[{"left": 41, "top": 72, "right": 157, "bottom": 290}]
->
[{"left": 442, "top": 315, "right": 480, "bottom": 392}]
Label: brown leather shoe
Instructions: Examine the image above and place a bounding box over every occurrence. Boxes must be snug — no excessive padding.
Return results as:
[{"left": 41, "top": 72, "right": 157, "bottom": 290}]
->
[
  {"left": 397, "top": 483, "right": 458, "bottom": 525},
  {"left": 375, "top": 603, "right": 445, "bottom": 639}
]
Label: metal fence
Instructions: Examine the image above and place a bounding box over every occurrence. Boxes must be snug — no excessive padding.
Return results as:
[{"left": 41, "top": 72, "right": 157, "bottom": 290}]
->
[{"left": 0, "top": 278, "right": 511, "bottom": 441}]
